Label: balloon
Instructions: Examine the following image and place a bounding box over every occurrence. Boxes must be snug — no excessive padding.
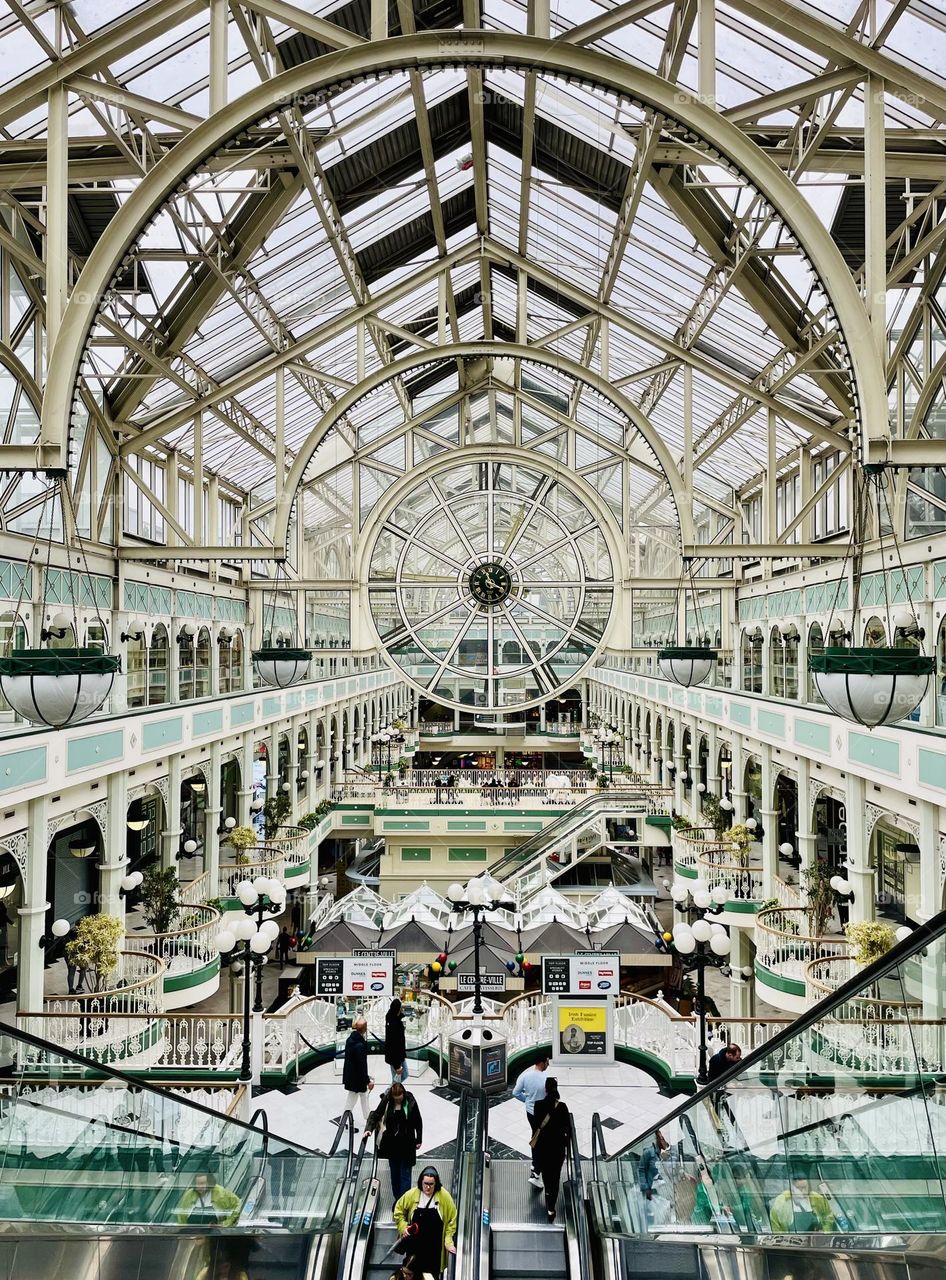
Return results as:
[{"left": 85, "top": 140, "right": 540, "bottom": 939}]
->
[
  {"left": 521, "top": 959, "right": 531, "bottom": 970},
  {"left": 506, "top": 960, "right": 516, "bottom": 972},
  {"left": 662, "top": 931, "right": 673, "bottom": 943},
  {"left": 447, "top": 959, "right": 457, "bottom": 972},
  {"left": 437, "top": 953, "right": 447, "bottom": 964},
  {"left": 431, "top": 961, "right": 442, "bottom": 974},
  {"left": 515, "top": 952, "right": 524, "bottom": 964}
]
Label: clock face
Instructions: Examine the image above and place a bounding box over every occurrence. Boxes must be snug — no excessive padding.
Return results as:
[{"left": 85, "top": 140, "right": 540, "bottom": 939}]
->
[
  {"left": 367, "top": 458, "right": 616, "bottom": 713},
  {"left": 468, "top": 561, "right": 512, "bottom": 606}
]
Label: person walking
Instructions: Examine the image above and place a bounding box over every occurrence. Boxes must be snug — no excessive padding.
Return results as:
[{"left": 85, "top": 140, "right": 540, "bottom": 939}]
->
[
  {"left": 531, "top": 1077, "right": 571, "bottom": 1222},
  {"left": 638, "top": 1130, "right": 669, "bottom": 1202},
  {"left": 176, "top": 1171, "right": 241, "bottom": 1227},
  {"left": 276, "top": 928, "right": 292, "bottom": 969},
  {"left": 394, "top": 1166, "right": 457, "bottom": 1279},
  {"left": 342, "top": 1016, "right": 374, "bottom": 1121},
  {"left": 512, "top": 1052, "right": 550, "bottom": 1187},
  {"left": 367, "top": 1080, "right": 423, "bottom": 1203},
  {"left": 384, "top": 998, "right": 409, "bottom": 1082},
  {"left": 769, "top": 1175, "right": 835, "bottom": 1233}
]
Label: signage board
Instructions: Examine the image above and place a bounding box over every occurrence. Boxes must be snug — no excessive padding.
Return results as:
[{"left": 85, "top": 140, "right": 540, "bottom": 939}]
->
[
  {"left": 316, "top": 953, "right": 394, "bottom": 997},
  {"left": 552, "top": 996, "right": 614, "bottom": 1065},
  {"left": 449, "top": 1041, "right": 474, "bottom": 1088},
  {"left": 541, "top": 953, "right": 619, "bottom": 996},
  {"left": 455, "top": 972, "right": 506, "bottom": 993}
]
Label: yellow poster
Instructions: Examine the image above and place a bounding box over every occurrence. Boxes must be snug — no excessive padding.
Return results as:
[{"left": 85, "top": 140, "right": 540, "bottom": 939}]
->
[{"left": 558, "top": 1003, "right": 607, "bottom": 1056}]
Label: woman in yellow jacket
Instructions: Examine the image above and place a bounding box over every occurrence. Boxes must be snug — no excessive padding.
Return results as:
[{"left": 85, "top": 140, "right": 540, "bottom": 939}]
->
[
  {"left": 393, "top": 1166, "right": 457, "bottom": 1278},
  {"left": 769, "top": 1176, "right": 835, "bottom": 1233}
]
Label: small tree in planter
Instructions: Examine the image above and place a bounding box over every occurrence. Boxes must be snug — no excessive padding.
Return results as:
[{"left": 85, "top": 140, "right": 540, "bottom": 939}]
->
[
  {"left": 803, "top": 860, "right": 835, "bottom": 938},
  {"left": 65, "top": 914, "right": 124, "bottom": 992},
  {"left": 225, "top": 825, "right": 259, "bottom": 865},
  {"left": 702, "top": 793, "right": 728, "bottom": 838},
  {"left": 262, "top": 794, "right": 292, "bottom": 841},
  {"left": 722, "top": 823, "right": 753, "bottom": 862},
  {"left": 140, "top": 866, "right": 180, "bottom": 935},
  {"left": 845, "top": 920, "right": 896, "bottom": 967}
]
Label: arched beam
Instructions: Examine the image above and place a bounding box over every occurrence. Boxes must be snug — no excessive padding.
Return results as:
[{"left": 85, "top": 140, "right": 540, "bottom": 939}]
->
[
  {"left": 38, "top": 32, "right": 883, "bottom": 476},
  {"left": 268, "top": 342, "right": 695, "bottom": 549}
]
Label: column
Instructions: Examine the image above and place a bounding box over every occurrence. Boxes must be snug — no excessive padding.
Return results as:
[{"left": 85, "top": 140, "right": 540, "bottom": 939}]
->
[
  {"left": 729, "top": 928, "right": 754, "bottom": 1019},
  {"left": 237, "top": 733, "right": 255, "bottom": 828},
  {"left": 100, "top": 770, "right": 128, "bottom": 922},
  {"left": 844, "top": 774, "right": 873, "bottom": 924},
  {"left": 706, "top": 724, "right": 720, "bottom": 800},
  {"left": 729, "top": 733, "right": 746, "bottom": 821},
  {"left": 162, "top": 755, "right": 183, "bottom": 871},
  {"left": 795, "top": 757, "right": 816, "bottom": 884},
  {"left": 320, "top": 715, "right": 332, "bottom": 800},
  {"left": 203, "top": 740, "right": 223, "bottom": 890},
  {"left": 18, "top": 794, "right": 50, "bottom": 1013},
  {"left": 306, "top": 711, "right": 320, "bottom": 812},
  {"left": 267, "top": 727, "right": 280, "bottom": 800},
  {"left": 687, "top": 729, "right": 701, "bottom": 823},
  {"left": 286, "top": 731, "right": 300, "bottom": 822},
  {"left": 917, "top": 799, "right": 941, "bottom": 924},
  {"left": 672, "top": 715, "right": 685, "bottom": 812},
  {"left": 168, "top": 625, "right": 182, "bottom": 703},
  {"left": 759, "top": 744, "right": 777, "bottom": 899}
]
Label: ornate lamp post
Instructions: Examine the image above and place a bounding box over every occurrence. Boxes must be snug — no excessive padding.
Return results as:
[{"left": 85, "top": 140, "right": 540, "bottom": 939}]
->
[
  {"left": 371, "top": 726, "right": 394, "bottom": 780},
  {"left": 669, "top": 879, "right": 732, "bottom": 1083},
  {"left": 215, "top": 877, "right": 287, "bottom": 1083},
  {"left": 446, "top": 876, "right": 516, "bottom": 1015},
  {"left": 592, "top": 724, "right": 621, "bottom": 781}
]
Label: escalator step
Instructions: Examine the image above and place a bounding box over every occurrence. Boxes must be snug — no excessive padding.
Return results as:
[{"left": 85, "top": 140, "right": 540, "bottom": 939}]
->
[{"left": 618, "top": 1240, "right": 702, "bottom": 1278}]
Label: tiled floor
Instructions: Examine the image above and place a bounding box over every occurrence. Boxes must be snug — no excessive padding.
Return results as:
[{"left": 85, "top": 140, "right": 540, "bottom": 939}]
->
[{"left": 254, "top": 1056, "right": 688, "bottom": 1178}]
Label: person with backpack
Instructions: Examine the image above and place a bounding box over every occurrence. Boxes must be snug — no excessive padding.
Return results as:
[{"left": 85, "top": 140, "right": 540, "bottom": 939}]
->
[
  {"left": 366, "top": 1080, "right": 423, "bottom": 1201},
  {"left": 530, "top": 1077, "right": 571, "bottom": 1222}
]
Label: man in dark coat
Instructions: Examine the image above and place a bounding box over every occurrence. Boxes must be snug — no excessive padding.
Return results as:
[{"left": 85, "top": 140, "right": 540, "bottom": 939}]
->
[
  {"left": 343, "top": 1015, "right": 374, "bottom": 1121},
  {"left": 707, "top": 1042, "right": 742, "bottom": 1082}
]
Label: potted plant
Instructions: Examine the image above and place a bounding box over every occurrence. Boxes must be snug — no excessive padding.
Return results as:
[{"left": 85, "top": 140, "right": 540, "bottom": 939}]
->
[
  {"left": 140, "top": 866, "right": 180, "bottom": 935},
  {"left": 723, "top": 823, "right": 753, "bottom": 862},
  {"left": 702, "top": 793, "right": 728, "bottom": 838},
  {"left": 844, "top": 920, "right": 896, "bottom": 967},
  {"left": 262, "top": 794, "right": 292, "bottom": 841},
  {"left": 64, "top": 914, "right": 124, "bottom": 992},
  {"left": 803, "top": 861, "right": 835, "bottom": 938},
  {"left": 671, "top": 814, "right": 692, "bottom": 833},
  {"left": 297, "top": 812, "right": 320, "bottom": 831},
  {"left": 225, "top": 825, "right": 259, "bottom": 864},
  {"left": 677, "top": 976, "right": 696, "bottom": 1016}
]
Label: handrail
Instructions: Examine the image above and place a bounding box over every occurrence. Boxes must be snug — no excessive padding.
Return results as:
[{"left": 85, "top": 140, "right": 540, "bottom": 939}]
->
[
  {"left": 565, "top": 1109, "right": 591, "bottom": 1280},
  {"left": 477, "top": 1094, "right": 491, "bottom": 1280},
  {"left": 607, "top": 900, "right": 946, "bottom": 1163},
  {"left": 335, "top": 1123, "right": 374, "bottom": 1280}
]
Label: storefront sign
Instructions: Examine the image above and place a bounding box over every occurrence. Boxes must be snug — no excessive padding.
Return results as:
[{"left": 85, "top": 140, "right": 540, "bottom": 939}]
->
[
  {"left": 541, "top": 952, "right": 619, "bottom": 995},
  {"left": 316, "top": 953, "right": 395, "bottom": 996},
  {"left": 455, "top": 973, "right": 506, "bottom": 993}
]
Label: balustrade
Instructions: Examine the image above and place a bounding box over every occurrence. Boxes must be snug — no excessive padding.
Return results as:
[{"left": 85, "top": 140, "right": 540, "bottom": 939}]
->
[
  {"left": 218, "top": 843, "right": 284, "bottom": 898},
  {"left": 123, "top": 903, "right": 221, "bottom": 985},
  {"left": 755, "top": 906, "right": 850, "bottom": 986}
]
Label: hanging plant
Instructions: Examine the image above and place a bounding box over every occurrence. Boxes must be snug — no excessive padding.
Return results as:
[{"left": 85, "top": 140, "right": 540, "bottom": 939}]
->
[
  {"left": 844, "top": 920, "right": 896, "bottom": 967},
  {"left": 64, "top": 914, "right": 124, "bottom": 992},
  {"left": 808, "top": 466, "right": 934, "bottom": 728},
  {"left": 0, "top": 482, "right": 120, "bottom": 727},
  {"left": 252, "top": 564, "right": 312, "bottom": 689}
]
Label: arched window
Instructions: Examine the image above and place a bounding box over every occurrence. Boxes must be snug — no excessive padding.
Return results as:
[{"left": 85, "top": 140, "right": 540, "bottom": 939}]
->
[
  {"left": 807, "top": 622, "right": 824, "bottom": 704},
  {"left": 769, "top": 625, "right": 784, "bottom": 697},
  {"left": 148, "top": 625, "right": 169, "bottom": 705},
  {"left": 0, "top": 612, "right": 27, "bottom": 716},
  {"left": 231, "top": 630, "right": 244, "bottom": 690},
  {"left": 126, "top": 632, "right": 146, "bottom": 708},
  {"left": 742, "top": 630, "right": 763, "bottom": 692},
  {"left": 864, "top": 615, "right": 886, "bottom": 648},
  {"left": 195, "top": 627, "right": 212, "bottom": 698},
  {"left": 178, "top": 632, "right": 195, "bottom": 701},
  {"left": 783, "top": 625, "right": 799, "bottom": 700},
  {"left": 85, "top": 621, "right": 107, "bottom": 653},
  {"left": 936, "top": 616, "right": 946, "bottom": 728}
]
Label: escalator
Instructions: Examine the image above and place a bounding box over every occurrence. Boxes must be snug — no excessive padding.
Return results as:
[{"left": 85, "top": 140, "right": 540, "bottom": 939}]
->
[
  {"left": 340, "top": 1088, "right": 476, "bottom": 1280},
  {"left": 0, "top": 1018, "right": 363, "bottom": 1279},
  {"left": 479, "top": 1098, "right": 590, "bottom": 1280},
  {"left": 587, "top": 904, "right": 946, "bottom": 1279}
]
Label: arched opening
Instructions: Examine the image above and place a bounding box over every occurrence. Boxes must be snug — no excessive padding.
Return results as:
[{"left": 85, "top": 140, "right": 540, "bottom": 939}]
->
[
  {"left": 741, "top": 630, "right": 763, "bottom": 693},
  {"left": 126, "top": 786, "right": 165, "bottom": 886},
  {"left": 148, "top": 625, "right": 169, "bottom": 705},
  {"left": 743, "top": 755, "right": 761, "bottom": 825},
  {"left": 220, "top": 758, "right": 240, "bottom": 826},
  {"left": 774, "top": 774, "right": 799, "bottom": 872},
  {"left": 179, "top": 774, "right": 207, "bottom": 868},
  {"left": 937, "top": 615, "right": 946, "bottom": 727},
  {"left": 178, "top": 629, "right": 195, "bottom": 701},
  {"left": 872, "top": 816, "right": 918, "bottom": 924},
  {"left": 807, "top": 622, "right": 825, "bottom": 704},
  {"left": 782, "top": 624, "right": 799, "bottom": 699},
  {"left": 45, "top": 811, "right": 104, "bottom": 988},
  {"left": 296, "top": 727, "right": 309, "bottom": 797},
  {"left": 769, "top": 625, "right": 784, "bottom": 698},
  {"left": 717, "top": 741, "right": 733, "bottom": 800},
  {"left": 0, "top": 611, "right": 28, "bottom": 716},
  {"left": 813, "top": 794, "right": 847, "bottom": 877},
  {"left": 0, "top": 848, "right": 22, "bottom": 996},
  {"left": 864, "top": 615, "right": 887, "bottom": 648},
  {"left": 230, "top": 629, "right": 244, "bottom": 691},
  {"left": 195, "top": 626, "right": 212, "bottom": 698}
]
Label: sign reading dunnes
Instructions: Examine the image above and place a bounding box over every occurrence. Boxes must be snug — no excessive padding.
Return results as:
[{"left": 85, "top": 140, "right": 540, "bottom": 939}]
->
[
  {"left": 541, "top": 953, "right": 619, "bottom": 996},
  {"left": 316, "top": 954, "right": 395, "bottom": 997}
]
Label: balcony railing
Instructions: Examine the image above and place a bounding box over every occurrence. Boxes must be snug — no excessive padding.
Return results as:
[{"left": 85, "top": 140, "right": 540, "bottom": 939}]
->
[
  {"left": 178, "top": 869, "right": 213, "bottom": 906},
  {"left": 696, "top": 846, "right": 765, "bottom": 904},
  {"left": 755, "top": 906, "right": 850, "bottom": 987},
  {"left": 218, "top": 843, "right": 284, "bottom": 898},
  {"left": 34, "top": 951, "right": 166, "bottom": 1025},
  {"left": 123, "top": 903, "right": 221, "bottom": 989}
]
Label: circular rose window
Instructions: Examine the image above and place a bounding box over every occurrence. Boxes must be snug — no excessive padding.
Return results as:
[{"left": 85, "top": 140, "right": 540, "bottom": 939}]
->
[{"left": 367, "top": 459, "right": 616, "bottom": 712}]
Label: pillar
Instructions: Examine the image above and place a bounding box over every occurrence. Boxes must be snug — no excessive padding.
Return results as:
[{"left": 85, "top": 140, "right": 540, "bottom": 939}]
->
[
  {"left": 18, "top": 794, "right": 50, "bottom": 1012},
  {"left": 844, "top": 774, "right": 873, "bottom": 924},
  {"left": 203, "top": 740, "right": 223, "bottom": 889},
  {"left": 267, "top": 727, "right": 279, "bottom": 800},
  {"left": 162, "top": 754, "right": 183, "bottom": 871},
  {"left": 100, "top": 769, "right": 128, "bottom": 922},
  {"left": 237, "top": 733, "right": 255, "bottom": 828},
  {"left": 688, "top": 730, "right": 701, "bottom": 823},
  {"left": 795, "top": 757, "right": 816, "bottom": 885},
  {"left": 759, "top": 745, "right": 777, "bottom": 899},
  {"left": 729, "top": 928, "right": 755, "bottom": 1019}
]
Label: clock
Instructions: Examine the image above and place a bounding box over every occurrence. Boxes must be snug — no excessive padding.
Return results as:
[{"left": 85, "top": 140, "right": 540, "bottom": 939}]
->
[{"left": 468, "top": 561, "right": 513, "bottom": 606}]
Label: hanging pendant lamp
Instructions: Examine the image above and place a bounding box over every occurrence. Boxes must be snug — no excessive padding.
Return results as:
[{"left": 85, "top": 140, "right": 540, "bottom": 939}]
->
[
  {"left": 657, "top": 560, "right": 717, "bottom": 688},
  {"left": 0, "top": 482, "right": 120, "bottom": 727},
  {"left": 808, "top": 466, "right": 934, "bottom": 728},
  {"left": 252, "top": 563, "right": 311, "bottom": 689}
]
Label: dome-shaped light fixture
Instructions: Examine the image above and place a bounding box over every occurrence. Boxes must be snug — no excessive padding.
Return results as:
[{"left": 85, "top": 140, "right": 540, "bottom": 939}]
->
[
  {"left": 215, "top": 930, "right": 236, "bottom": 954},
  {"left": 744, "top": 817, "right": 757, "bottom": 832},
  {"left": 252, "top": 647, "right": 312, "bottom": 689},
  {"left": 718, "top": 797, "right": 733, "bottom": 812},
  {"left": 809, "top": 647, "right": 934, "bottom": 728},
  {"left": 120, "top": 870, "right": 144, "bottom": 893},
  {"left": 669, "top": 883, "right": 689, "bottom": 903},
  {"left": 710, "top": 932, "right": 731, "bottom": 957},
  {"left": 182, "top": 838, "right": 198, "bottom": 855},
  {"left": 446, "top": 882, "right": 465, "bottom": 903},
  {"left": 657, "top": 647, "right": 716, "bottom": 688},
  {"left": 675, "top": 931, "right": 696, "bottom": 955},
  {"left": 710, "top": 885, "right": 729, "bottom": 905},
  {"left": 691, "top": 918, "right": 713, "bottom": 943},
  {"left": 778, "top": 842, "right": 794, "bottom": 857},
  {"left": 224, "top": 816, "right": 236, "bottom": 830},
  {"left": 693, "top": 890, "right": 712, "bottom": 910},
  {"left": 0, "top": 648, "right": 120, "bottom": 728},
  {"left": 236, "top": 880, "right": 258, "bottom": 906},
  {"left": 68, "top": 836, "right": 98, "bottom": 859}
]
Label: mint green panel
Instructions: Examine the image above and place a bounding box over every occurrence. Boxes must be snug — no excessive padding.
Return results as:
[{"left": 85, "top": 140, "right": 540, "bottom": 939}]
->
[
  {"left": 192, "top": 709, "right": 224, "bottom": 737},
  {"left": 447, "top": 821, "right": 487, "bottom": 831},
  {"left": 142, "top": 717, "right": 183, "bottom": 752},
  {"left": 505, "top": 821, "right": 543, "bottom": 832},
  {"left": 848, "top": 732, "right": 900, "bottom": 775},
  {"left": 729, "top": 703, "right": 752, "bottom": 727},
  {"left": 0, "top": 745, "right": 46, "bottom": 791},
  {"left": 401, "top": 847, "right": 432, "bottom": 862},
  {"left": 230, "top": 702, "right": 255, "bottom": 726},
  {"left": 704, "top": 696, "right": 723, "bottom": 717},
  {"left": 67, "top": 730, "right": 124, "bottom": 772},
  {"left": 263, "top": 696, "right": 281, "bottom": 717},
  {"left": 793, "top": 718, "right": 831, "bottom": 752},
  {"left": 448, "top": 847, "right": 488, "bottom": 862},
  {"left": 918, "top": 749, "right": 946, "bottom": 791},
  {"left": 341, "top": 813, "right": 370, "bottom": 825},
  {"left": 384, "top": 821, "right": 430, "bottom": 831},
  {"left": 757, "top": 710, "right": 785, "bottom": 738}
]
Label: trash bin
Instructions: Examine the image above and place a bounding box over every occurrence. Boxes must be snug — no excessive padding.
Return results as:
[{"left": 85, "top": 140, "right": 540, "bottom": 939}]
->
[{"left": 447, "top": 1024, "right": 507, "bottom": 1092}]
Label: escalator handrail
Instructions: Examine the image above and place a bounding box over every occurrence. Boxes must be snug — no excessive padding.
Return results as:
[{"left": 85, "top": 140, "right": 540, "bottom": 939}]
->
[
  {"left": 591, "top": 1112, "right": 607, "bottom": 1180},
  {"left": 450, "top": 1090, "right": 483, "bottom": 1280},
  {"left": 603, "top": 901, "right": 946, "bottom": 1161},
  {"left": 477, "top": 1096, "right": 490, "bottom": 1280},
  {"left": 335, "top": 1126, "right": 376, "bottom": 1280},
  {"left": 565, "top": 1110, "right": 591, "bottom": 1280}
]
